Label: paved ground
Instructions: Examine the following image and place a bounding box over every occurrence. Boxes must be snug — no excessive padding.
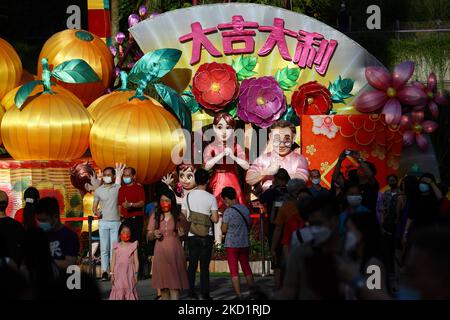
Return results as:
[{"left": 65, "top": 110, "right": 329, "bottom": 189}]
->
[{"left": 98, "top": 274, "right": 275, "bottom": 300}]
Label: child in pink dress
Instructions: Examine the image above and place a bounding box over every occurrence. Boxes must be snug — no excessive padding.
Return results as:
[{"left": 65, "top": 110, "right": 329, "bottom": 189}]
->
[{"left": 109, "top": 224, "right": 139, "bottom": 300}]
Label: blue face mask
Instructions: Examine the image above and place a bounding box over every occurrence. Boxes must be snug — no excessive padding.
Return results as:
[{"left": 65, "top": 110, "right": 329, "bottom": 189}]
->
[
  {"left": 38, "top": 222, "right": 52, "bottom": 232},
  {"left": 123, "top": 177, "right": 132, "bottom": 185},
  {"left": 419, "top": 183, "right": 430, "bottom": 193}
]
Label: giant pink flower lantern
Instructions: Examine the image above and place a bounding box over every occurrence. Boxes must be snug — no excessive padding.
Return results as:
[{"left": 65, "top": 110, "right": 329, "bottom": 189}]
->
[
  {"left": 400, "top": 111, "right": 438, "bottom": 151},
  {"left": 412, "top": 72, "right": 448, "bottom": 119},
  {"left": 355, "top": 61, "right": 427, "bottom": 125}
]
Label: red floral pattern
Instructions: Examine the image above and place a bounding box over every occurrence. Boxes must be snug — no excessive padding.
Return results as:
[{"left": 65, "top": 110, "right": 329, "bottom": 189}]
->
[
  {"left": 192, "top": 62, "right": 239, "bottom": 112},
  {"left": 292, "top": 81, "right": 332, "bottom": 115}
]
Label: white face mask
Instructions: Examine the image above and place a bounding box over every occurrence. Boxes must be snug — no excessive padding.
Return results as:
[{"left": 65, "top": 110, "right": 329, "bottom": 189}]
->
[
  {"left": 312, "top": 178, "right": 321, "bottom": 185},
  {"left": 344, "top": 231, "right": 359, "bottom": 253},
  {"left": 347, "top": 195, "right": 362, "bottom": 207},
  {"left": 300, "top": 225, "right": 332, "bottom": 245},
  {"left": 103, "top": 176, "right": 112, "bottom": 184}
]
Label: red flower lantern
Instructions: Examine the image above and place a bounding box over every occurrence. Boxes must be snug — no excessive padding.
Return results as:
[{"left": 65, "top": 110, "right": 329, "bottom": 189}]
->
[
  {"left": 292, "top": 81, "right": 332, "bottom": 115},
  {"left": 192, "top": 62, "right": 239, "bottom": 112}
]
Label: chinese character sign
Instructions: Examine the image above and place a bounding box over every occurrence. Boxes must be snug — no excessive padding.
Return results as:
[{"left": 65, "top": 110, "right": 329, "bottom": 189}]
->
[
  {"left": 178, "top": 15, "right": 338, "bottom": 76},
  {"left": 130, "top": 3, "right": 385, "bottom": 104}
]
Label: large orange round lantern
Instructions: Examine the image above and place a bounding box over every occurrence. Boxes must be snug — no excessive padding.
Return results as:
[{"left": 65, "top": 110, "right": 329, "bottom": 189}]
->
[
  {"left": 1, "top": 90, "right": 93, "bottom": 160},
  {"left": 87, "top": 72, "right": 150, "bottom": 122},
  {"left": 0, "top": 38, "right": 23, "bottom": 100},
  {"left": 89, "top": 97, "right": 185, "bottom": 184},
  {"left": 88, "top": 90, "right": 135, "bottom": 121},
  {"left": 1, "top": 83, "right": 80, "bottom": 111},
  {"left": 37, "top": 29, "right": 114, "bottom": 106},
  {"left": 0, "top": 106, "right": 5, "bottom": 145}
]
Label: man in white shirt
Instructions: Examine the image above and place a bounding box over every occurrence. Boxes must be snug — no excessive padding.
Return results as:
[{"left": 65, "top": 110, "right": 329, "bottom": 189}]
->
[
  {"left": 181, "top": 168, "right": 219, "bottom": 300},
  {"left": 93, "top": 163, "right": 125, "bottom": 281}
]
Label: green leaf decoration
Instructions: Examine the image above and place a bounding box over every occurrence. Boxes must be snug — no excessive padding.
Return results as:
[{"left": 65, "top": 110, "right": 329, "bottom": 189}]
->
[
  {"left": 51, "top": 59, "right": 100, "bottom": 83},
  {"left": 14, "top": 80, "right": 43, "bottom": 109},
  {"left": 154, "top": 83, "right": 192, "bottom": 132},
  {"left": 181, "top": 90, "right": 200, "bottom": 113},
  {"left": 274, "top": 67, "right": 300, "bottom": 91},
  {"left": 232, "top": 55, "right": 257, "bottom": 81},
  {"left": 328, "top": 76, "right": 355, "bottom": 104},
  {"left": 128, "top": 49, "right": 182, "bottom": 84},
  {"left": 281, "top": 106, "right": 300, "bottom": 126},
  {"left": 224, "top": 101, "right": 238, "bottom": 118},
  {"left": 0, "top": 147, "right": 7, "bottom": 155}
]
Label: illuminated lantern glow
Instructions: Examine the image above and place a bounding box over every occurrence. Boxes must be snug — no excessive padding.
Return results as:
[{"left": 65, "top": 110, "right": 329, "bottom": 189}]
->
[
  {"left": 0, "top": 38, "right": 23, "bottom": 100},
  {"left": 89, "top": 97, "right": 185, "bottom": 184},
  {"left": 37, "top": 29, "right": 114, "bottom": 106},
  {"left": 87, "top": 72, "right": 146, "bottom": 121},
  {"left": 1, "top": 91, "right": 93, "bottom": 160},
  {"left": 1, "top": 83, "right": 81, "bottom": 111}
]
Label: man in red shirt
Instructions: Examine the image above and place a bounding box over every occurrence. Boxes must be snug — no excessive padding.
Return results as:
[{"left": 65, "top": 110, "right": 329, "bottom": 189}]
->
[{"left": 118, "top": 167, "right": 145, "bottom": 243}]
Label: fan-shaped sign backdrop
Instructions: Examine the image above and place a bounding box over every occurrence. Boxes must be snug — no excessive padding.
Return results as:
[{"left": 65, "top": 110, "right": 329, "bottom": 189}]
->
[{"left": 130, "top": 3, "right": 385, "bottom": 114}]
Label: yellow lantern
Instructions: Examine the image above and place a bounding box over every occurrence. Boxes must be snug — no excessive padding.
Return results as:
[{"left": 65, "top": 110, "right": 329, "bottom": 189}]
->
[
  {"left": 0, "top": 38, "right": 23, "bottom": 100},
  {"left": 89, "top": 97, "right": 185, "bottom": 184},
  {"left": 88, "top": 91, "right": 136, "bottom": 121},
  {"left": 1, "top": 90, "right": 93, "bottom": 160},
  {"left": 37, "top": 29, "right": 114, "bottom": 106},
  {"left": 0, "top": 106, "right": 4, "bottom": 145},
  {"left": 87, "top": 72, "right": 140, "bottom": 121},
  {"left": 1, "top": 83, "right": 80, "bottom": 111}
]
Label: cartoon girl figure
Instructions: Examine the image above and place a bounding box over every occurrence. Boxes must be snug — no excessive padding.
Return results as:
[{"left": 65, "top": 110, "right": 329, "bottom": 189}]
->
[
  {"left": 204, "top": 112, "right": 249, "bottom": 212},
  {"left": 162, "top": 164, "right": 197, "bottom": 205}
]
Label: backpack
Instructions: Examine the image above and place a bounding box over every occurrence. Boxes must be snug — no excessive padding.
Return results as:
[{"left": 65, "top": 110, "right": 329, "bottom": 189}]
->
[{"left": 186, "top": 192, "right": 212, "bottom": 237}]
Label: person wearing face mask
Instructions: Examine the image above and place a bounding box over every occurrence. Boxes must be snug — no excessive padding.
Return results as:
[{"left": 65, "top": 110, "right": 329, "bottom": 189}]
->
[
  {"left": 0, "top": 190, "right": 25, "bottom": 268},
  {"left": 35, "top": 197, "right": 80, "bottom": 272},
  {"left": 281, "top": 194, "right": 342, "bottom": 300},
  {"left": 309, "top": 169, "right": 329, "bottom": 197},
  {"left": 402, "top": 173, "right": 442, "bottom": 249},
  {"left": 118, "top": 167, "right": 145, "bottom": 278},
  {"left": 109, "top": 223, "right": 139, "bottom": 300},
  {"left": 148, "top": 189, "right": 190, "bottom": 300},
  {"left": 93, "top": 163, "right": 126, "bottom": 281},
  {"left": 339, "top": 183, "right": 370, "bottom": 236}
]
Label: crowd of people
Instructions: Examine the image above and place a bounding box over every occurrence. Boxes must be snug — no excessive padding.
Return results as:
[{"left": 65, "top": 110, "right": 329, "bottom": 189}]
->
[{"left": 1, "top": 147, "right": 449, "bottom": 300}]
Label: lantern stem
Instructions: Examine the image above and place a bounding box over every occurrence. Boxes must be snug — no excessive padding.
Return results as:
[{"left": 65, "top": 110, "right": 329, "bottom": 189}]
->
[
  {"left": 131, "top": 74, "right": 152, "bottom": 101},
  {"left": 41, "top": 58, "right": 52, "bottom": 92},
  {"left": 119, "top": 71, "right": 128, "bottom": 90}
]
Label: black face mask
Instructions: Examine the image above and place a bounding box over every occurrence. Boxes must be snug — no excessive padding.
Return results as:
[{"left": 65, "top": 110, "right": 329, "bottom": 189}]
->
[{"left": 389, "top": 182, "right": 398, "bottom": 189}]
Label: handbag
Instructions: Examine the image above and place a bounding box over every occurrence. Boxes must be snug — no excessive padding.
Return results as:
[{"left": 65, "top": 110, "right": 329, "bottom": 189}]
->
[{"left": 186, "top": 192, "right": 212, "bottom": 237}]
